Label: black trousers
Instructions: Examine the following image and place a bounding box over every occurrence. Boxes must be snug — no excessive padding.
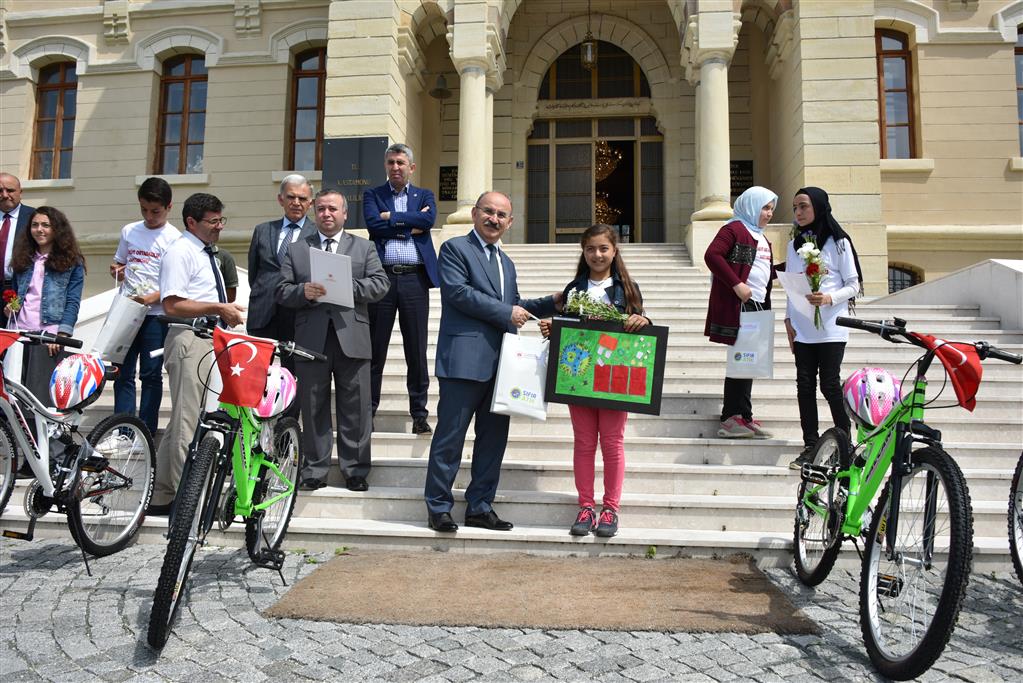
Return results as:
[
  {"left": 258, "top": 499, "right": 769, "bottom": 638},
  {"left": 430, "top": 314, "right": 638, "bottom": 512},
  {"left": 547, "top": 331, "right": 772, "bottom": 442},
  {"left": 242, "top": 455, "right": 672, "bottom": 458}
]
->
[
  {"left": 369, "top": 269, "right": 430, "bottom": 419},
  {"left": 793, "top": 341, "right": 850, "bottom": 448}
]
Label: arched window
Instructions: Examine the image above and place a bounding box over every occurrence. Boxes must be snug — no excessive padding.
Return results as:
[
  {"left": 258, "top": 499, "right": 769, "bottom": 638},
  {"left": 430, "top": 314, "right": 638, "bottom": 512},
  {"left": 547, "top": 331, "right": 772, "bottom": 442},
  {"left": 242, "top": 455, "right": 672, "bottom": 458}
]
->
[
  {"left": 289, "top": 47, "right": 326, "bottom": 171},
  {"left": 876, "top": 29, "right": 917, "bottom": 159},
  {"left": 31, "top": 62, "right": 77, "bottom": 180},
  {"left": 155, "top": 54, "right": 207, "bottom": 175},
  {"left": 538, "top": 41, "right": 650, "bottom": 100},
  {"left": 1016, "top": 27, "right": 1022, "bottom": 155},
  {"left": 888, "top": 263, "right": 922, "bottom": 293}
]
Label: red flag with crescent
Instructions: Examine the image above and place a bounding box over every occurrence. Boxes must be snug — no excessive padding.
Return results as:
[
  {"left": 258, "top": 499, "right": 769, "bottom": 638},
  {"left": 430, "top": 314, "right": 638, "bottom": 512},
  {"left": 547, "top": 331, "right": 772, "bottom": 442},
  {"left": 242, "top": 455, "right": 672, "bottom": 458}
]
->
[
  {"left": 212, "top": 327, "right": 275, "bottom": 408},
  {"left": 0, "top": 330, "right": 21, "bottom": 355}
]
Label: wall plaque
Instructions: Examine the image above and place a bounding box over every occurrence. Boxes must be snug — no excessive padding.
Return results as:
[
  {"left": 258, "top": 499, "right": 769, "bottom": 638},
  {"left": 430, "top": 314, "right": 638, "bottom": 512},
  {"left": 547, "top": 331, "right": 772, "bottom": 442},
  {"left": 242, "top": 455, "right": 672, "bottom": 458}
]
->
[
  {"left": 438, "top": 165, "right": 458, "bottom": 202},
  {"left": 321, "top": 136, "right": 388, "bottom": 229},
  {"left": 730, "top": 159, "right": 754, "bottom": 198}
]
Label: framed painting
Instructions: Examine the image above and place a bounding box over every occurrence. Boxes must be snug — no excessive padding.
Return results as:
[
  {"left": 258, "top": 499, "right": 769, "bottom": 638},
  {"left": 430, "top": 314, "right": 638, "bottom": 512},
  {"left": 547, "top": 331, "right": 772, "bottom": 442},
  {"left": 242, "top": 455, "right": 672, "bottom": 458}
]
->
[{"left": 544, "top": 317, "right": 668, "bottom": 415}]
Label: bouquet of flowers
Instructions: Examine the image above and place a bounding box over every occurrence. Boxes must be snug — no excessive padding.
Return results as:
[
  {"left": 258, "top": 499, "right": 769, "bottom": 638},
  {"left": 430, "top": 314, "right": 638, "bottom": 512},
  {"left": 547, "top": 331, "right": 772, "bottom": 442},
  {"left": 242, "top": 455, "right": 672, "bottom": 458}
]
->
[
  {"left": 796, "top": 240, "right": 827, "bottom": 329},
  {"left": 565, "top": 289, "right": 627, "bottom": 323},
  {"left": 3, "top": 289, "right": 21, "bottom": 314}
]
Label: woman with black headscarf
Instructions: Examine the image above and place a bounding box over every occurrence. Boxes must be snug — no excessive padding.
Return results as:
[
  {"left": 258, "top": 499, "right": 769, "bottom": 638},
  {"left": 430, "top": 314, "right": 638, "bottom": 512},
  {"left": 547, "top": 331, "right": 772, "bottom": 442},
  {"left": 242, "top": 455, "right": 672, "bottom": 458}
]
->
[{"left": 784, "top": 187, "right": 862, "bottom": 469}]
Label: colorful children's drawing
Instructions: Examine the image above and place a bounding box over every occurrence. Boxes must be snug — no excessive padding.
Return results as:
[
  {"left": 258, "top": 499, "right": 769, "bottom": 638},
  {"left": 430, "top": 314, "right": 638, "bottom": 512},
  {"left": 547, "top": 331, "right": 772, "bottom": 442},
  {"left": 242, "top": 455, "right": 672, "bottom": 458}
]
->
[{"left": 545, "top": 317, "right": 668, "bottom": 415}]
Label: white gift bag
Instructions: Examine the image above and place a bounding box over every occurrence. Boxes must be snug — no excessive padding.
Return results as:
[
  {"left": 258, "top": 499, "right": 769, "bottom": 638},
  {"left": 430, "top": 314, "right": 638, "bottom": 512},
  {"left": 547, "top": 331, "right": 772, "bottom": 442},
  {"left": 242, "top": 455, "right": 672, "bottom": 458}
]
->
[
  {"left": 2, "top": 318, "right": 24, "bottom": 384},
  {"left": 725, "top": 308, "right": 775, "bottom": 379},
  {"left": 490, "top": 333, "right": 549, "bottom": 420},
  {"left": 92, "top": 293, "right": 148, "bottom": 364}
]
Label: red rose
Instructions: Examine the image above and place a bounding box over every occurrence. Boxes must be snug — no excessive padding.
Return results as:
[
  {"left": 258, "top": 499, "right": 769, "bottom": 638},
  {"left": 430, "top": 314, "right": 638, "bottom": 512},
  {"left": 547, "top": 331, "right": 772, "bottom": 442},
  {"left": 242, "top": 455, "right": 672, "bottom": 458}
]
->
[
  {"left": 805, "top": 263, "right": 820, "bottom": 277},
  {"left": 2, "top": 289, "right": 16, "bottom": 303}
]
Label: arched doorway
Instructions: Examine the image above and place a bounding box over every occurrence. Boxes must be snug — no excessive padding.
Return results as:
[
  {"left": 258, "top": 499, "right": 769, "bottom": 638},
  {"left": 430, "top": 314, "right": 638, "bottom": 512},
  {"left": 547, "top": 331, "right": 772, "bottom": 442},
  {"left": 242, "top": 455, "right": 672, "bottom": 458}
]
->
[{"left": 526, "top": 41, "right": 664, "bottom": 244}]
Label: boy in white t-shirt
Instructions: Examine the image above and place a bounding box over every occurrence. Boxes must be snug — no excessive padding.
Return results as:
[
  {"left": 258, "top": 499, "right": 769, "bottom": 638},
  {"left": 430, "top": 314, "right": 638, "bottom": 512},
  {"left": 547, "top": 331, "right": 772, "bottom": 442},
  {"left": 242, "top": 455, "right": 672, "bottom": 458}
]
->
[{"left": 110, "top": 177, "right": 181, "bottom": 436}]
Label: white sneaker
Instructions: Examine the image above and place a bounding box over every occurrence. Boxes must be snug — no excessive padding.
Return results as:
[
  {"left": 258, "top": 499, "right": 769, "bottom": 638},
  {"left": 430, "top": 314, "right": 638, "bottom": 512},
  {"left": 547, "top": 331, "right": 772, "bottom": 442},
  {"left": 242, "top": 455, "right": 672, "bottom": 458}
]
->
[
  {"left": 743, "top": 418, "right": 772, "bottom": 439},
  {"left": 718, "top": 415, "right": 755, "bottom": 439}
]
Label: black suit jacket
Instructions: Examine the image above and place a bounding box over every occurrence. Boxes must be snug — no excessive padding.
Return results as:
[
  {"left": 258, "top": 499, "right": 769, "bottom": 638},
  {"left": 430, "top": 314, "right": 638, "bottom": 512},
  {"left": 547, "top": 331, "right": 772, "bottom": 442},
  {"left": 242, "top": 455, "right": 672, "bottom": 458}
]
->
[{"left": 246, "top": 216, "right": 315, "bottom": 330}]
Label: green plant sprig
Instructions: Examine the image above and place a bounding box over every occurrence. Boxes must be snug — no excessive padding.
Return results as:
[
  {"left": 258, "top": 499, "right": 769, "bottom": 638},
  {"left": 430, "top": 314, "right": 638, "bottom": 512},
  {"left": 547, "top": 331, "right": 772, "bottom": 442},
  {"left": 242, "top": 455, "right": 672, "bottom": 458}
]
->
[{"left": 565, "top": 290, "right": 627, "bottom": 323}]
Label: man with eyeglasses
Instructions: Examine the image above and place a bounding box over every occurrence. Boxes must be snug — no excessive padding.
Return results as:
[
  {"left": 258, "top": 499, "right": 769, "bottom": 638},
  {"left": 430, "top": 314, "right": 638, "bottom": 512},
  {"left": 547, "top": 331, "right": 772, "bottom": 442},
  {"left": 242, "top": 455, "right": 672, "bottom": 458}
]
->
[
  {"left": 247, "top": 174, "right": 315, "bottom": 349},
  {"left": 424, "top": 191, "right": 563, "bottom": 533},
  {"left": 151, "top": 193, "right": 245, "bottom": 515}
]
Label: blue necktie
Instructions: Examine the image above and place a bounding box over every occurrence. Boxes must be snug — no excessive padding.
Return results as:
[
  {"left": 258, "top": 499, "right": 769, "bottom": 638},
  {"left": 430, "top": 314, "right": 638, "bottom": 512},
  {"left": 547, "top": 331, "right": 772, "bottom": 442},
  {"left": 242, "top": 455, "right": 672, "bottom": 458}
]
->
[{"left": 276, "top": 223, "right": 298, "bottom": 264}]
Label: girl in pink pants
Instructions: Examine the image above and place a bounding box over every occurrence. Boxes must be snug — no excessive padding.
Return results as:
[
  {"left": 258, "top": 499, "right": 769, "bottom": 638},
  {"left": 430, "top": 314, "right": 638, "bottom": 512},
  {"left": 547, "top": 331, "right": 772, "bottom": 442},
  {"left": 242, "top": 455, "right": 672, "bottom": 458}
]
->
[{"left": 541, "top": 224, "right": 649, "bottom": 538}]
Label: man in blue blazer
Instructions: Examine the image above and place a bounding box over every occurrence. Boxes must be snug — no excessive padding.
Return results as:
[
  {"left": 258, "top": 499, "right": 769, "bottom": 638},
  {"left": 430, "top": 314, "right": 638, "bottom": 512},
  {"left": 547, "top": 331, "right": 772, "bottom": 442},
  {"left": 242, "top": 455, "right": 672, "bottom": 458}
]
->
[
  {"left": 0, "top": 172, "right": 35, "bottom": 290},
  {"left": 363, "top": 144, "right": 439, "bottom": 435},
  {"left": 424, "top": 191, "right": 562, "bottom": 533}
]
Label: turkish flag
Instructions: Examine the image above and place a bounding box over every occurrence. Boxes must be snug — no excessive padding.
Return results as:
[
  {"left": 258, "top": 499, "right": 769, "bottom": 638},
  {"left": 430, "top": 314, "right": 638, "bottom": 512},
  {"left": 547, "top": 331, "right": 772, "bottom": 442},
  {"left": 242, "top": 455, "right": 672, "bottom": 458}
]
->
[
  {"left": 910, "top": 333, "right": 983, "bottom": 412},
  {"left": 212, "top": 328, "right": 275, "bottom": 408},
  {"left": 0, "top": 330, "right": 21, "bottom": 355}
]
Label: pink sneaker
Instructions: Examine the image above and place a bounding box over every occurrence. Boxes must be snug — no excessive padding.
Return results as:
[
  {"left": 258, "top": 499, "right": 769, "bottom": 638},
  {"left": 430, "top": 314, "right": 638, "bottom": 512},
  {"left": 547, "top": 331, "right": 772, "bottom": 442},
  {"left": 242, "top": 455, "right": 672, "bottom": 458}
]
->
[
  {"left": 742, "top": 417, "right": 772, "bottom": 439},
  {"left": 718, "top": 415, "right": 755, "bottom": 439}
]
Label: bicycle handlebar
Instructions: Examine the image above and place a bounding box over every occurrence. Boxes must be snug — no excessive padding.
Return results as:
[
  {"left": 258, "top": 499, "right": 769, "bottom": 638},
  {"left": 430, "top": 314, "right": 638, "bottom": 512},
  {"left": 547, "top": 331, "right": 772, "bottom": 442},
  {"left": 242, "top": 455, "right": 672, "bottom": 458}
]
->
[
  {"left": 13, "top": 330, "right": 84, "bottom": 349},
  {"left": 155, "top": 315, "right": 327, "bottom": 362},
  {"left": 837, "top": 316, "right": 1022, "bottom": 364}
]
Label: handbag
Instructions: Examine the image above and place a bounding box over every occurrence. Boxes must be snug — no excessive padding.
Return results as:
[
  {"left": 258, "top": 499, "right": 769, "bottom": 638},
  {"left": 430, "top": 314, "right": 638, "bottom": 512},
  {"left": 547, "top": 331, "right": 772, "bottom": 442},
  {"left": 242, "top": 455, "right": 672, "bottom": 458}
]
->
[
  {"left": 490, "top": 332, "right": 549, "bottom": 421},
  {"left": 92, "top": 292, "right": 148, "bottom": 365},
  {"left": 724, "top": 307, "right": 775, "bottom": 379}
]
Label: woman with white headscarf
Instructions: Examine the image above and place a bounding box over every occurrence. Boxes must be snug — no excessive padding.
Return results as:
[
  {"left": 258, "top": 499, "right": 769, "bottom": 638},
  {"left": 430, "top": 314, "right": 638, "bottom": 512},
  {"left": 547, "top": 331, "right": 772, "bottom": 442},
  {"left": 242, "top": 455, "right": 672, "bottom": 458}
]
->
[{"left": 703, "top": 185, "right": 778, "bottom": 439}]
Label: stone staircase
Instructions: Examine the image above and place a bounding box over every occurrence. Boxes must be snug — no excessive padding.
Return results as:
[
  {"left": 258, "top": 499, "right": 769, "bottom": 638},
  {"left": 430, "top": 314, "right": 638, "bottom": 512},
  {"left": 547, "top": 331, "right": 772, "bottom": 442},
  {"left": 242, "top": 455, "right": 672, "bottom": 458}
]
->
[{"left": 3, "top": 244, "right": 1021, "bottom": 572}]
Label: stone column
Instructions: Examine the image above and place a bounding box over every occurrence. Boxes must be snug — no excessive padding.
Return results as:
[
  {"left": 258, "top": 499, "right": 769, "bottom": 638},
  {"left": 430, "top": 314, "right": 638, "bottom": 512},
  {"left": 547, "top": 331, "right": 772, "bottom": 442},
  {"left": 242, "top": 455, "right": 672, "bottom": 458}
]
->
[
  {"left": 484, "top": 85, "right": 494, "bottom": 190},
  {"left": 445, "top": 57, "right": 488, "bottom": 226},
  {"left": 691, "top": 56, "right": 732, "bottom": 221},
  {"left": 681, "top": 8, "right": 740, "bottom": 264}
]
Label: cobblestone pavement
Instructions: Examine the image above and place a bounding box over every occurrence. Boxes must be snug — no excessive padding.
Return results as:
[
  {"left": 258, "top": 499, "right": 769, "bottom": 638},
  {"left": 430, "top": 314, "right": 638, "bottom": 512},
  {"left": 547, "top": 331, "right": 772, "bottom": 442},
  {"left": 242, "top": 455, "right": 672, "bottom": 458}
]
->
[{"left": 1, "top": 540, "right": 1020, "bottom": 682}]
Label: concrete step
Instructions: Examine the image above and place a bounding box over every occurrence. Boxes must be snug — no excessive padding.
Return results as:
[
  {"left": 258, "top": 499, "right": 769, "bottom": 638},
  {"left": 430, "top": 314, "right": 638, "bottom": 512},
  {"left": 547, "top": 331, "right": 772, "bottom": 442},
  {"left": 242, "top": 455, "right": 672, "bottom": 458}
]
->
[{"left": 287, "top": 486, "right": 1013, "bottom": 538}]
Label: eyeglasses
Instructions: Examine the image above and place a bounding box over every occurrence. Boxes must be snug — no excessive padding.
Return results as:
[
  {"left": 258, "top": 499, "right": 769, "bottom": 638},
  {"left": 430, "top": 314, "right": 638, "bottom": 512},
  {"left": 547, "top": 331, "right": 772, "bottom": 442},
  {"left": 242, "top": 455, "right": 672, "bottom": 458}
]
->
[
  {"left": 474, "top": 205, "right": 510, "bottom": 221},
  {"left": 201, "top": 217, "right": 227, "bottom": 227}
]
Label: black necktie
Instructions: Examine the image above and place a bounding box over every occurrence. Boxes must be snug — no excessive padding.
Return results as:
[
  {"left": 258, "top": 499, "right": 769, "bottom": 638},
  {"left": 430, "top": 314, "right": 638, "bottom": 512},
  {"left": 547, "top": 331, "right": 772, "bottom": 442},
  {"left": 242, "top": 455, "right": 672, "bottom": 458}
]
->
[
  {"left": 324, "top": 238, "right": 335, "bottom": 253},
  {"left": 204, "top": 245, "right": 229, "bottom": 328},
  {"left": 486, "top": 243, "right": 502, "bottom": 298},
  {"left": 277, "top": 222, "right": 298, "bottom": 264}
]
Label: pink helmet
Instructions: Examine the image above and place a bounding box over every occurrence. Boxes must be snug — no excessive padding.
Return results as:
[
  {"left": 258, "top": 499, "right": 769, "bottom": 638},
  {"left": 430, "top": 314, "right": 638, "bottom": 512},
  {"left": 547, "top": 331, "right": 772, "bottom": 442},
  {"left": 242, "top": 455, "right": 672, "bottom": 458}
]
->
[
  {"left": 50, "top": 353, "right": 107, "bottom": 411},
  {"left": 254, "top": 365, "right": 297, "bottom": 419},
  {"left": 844, "top": 367, "right": 903, "bottom": 430}
]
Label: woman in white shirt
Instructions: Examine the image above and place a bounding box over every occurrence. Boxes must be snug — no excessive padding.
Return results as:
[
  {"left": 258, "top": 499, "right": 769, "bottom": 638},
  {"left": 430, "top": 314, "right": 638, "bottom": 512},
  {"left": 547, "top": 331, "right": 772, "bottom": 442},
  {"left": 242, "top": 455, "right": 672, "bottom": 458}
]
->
[{"left": 784, "top": 187, "right": 862, "bottom": 469}]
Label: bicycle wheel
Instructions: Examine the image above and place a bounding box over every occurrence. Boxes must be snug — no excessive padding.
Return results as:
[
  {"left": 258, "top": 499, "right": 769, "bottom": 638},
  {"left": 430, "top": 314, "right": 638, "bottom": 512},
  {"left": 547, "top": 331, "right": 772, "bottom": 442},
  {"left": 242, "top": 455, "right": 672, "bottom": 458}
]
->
[
  {"left": 859, "top": 446, "right": 973, "bottom": 680},
  {"left": 793, "top": 428, "right": 851, "bottom": 586},
  {"left": 147, "top": 436, "right": 219, "bottom": 649},
  {"left": 245, "top": 417, "right": 301, "bottom": 561},
  {"left": 0, "top": 421, "right": 16, "bottom": 517},
  {"left": 1010, "top": 452, "right": 1023, "bottom": 586},
  {"left": 66, "top": 415, "right": 155, "bottom": 556}
]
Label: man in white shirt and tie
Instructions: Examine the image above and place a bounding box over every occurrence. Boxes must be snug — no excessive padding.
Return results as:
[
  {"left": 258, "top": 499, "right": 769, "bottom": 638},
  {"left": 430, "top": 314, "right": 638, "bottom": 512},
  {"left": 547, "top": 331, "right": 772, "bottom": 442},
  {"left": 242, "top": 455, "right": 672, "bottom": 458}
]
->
[
  {"left": 150, "top": 193, "right": 245, "bottom": 515},
  {"left": 0, "top": 172, "right": 36, "bottom": 290}
]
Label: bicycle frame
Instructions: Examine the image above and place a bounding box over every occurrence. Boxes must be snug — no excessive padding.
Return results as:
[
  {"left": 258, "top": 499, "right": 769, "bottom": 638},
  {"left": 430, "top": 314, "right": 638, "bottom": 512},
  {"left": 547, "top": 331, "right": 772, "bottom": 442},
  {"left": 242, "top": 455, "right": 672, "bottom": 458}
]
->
[{"left": 802, "top": 348, "right": 940, "bottom": 540}]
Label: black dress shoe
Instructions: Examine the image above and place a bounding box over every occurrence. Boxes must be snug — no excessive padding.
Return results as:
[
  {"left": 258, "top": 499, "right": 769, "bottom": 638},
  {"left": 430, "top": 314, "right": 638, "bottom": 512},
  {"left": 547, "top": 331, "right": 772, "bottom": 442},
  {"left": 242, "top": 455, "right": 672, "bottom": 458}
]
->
[
  {"left": 345, "top": 476, "right": 368, "bottom": 492},
  {"left": 428, "top": 512, "right": 458, "bottom": 533},
  {"left": 147, "top": 502, "right": 173, "bottom": 517},
  {"left": 465, "top": 510, "right": 514, "bottom": 531},
  {"left": 299, "top": 478, "right": 326, "bottom": 491},
  {"left": 411, "top": 417, "right": 432, "bottom": 435}
]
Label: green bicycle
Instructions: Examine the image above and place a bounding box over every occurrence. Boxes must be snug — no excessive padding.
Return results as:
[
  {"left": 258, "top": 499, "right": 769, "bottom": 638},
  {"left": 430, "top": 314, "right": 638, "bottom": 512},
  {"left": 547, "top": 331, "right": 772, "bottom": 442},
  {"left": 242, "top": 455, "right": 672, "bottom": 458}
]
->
[
  {"left": 147, "top": 316, "right": 323, "bottom": 649},
  {"left": 793, "top": 316, "right": 1021, "bottom": 680}
]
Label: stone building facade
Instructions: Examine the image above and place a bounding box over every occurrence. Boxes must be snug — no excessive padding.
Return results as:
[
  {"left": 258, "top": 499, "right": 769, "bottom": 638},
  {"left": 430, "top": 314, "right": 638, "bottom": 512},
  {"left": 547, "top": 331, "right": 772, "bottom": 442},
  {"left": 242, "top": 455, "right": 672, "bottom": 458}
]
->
[{"left": 1, "top": 0, "right": 1021, "bottom": 295}]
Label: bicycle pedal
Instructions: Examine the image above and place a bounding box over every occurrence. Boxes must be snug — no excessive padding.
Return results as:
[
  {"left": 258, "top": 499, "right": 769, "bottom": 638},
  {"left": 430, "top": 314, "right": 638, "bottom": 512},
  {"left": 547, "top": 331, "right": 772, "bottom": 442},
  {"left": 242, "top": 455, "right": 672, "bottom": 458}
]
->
[
  {"left": 2, "top": 529, "right": 33, "bottom": 541},
  {"left": 800, "top": 463, "right": 831, "bottom": 486},
  {"left": 252, "top": 549, "right": 286, "bottom": 571},
  {"left": 876, "top": 572, "right": 904, "bottom": 598}
]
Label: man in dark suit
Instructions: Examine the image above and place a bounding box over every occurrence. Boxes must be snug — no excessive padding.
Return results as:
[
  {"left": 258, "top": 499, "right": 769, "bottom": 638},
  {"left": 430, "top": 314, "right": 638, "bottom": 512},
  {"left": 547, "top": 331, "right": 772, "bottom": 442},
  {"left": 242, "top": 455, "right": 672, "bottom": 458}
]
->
[
  {"left": 363, "top": 143, "right": 438, "bottom": 435},
  {"left": 277, "top": 188, "right": 389, "bottom": 492},
  {"left": 247, "top": 174, "right": 315, "bottom": 341},
  {"left": 423, "top": 191, "right": 562, "bottom": 533},
  {"left": 0, "top": 172, "right": 35, "bottom": 290}
]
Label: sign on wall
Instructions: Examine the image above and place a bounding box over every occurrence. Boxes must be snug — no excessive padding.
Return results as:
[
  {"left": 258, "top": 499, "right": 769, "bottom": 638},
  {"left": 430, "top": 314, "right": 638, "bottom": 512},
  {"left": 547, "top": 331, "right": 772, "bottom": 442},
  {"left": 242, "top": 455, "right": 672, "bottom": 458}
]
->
[
  {"left": 730, "top": 160, "right": 754, "bottom": 198},
  {"left": 321, "top": 136, "right": 388, "bottom": 229},
  {"left": 438, "top": 166, "right": 458, "bottom": 202},
  {"left": 544, "top": 317, "right": 668, "bottom": 415}
]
